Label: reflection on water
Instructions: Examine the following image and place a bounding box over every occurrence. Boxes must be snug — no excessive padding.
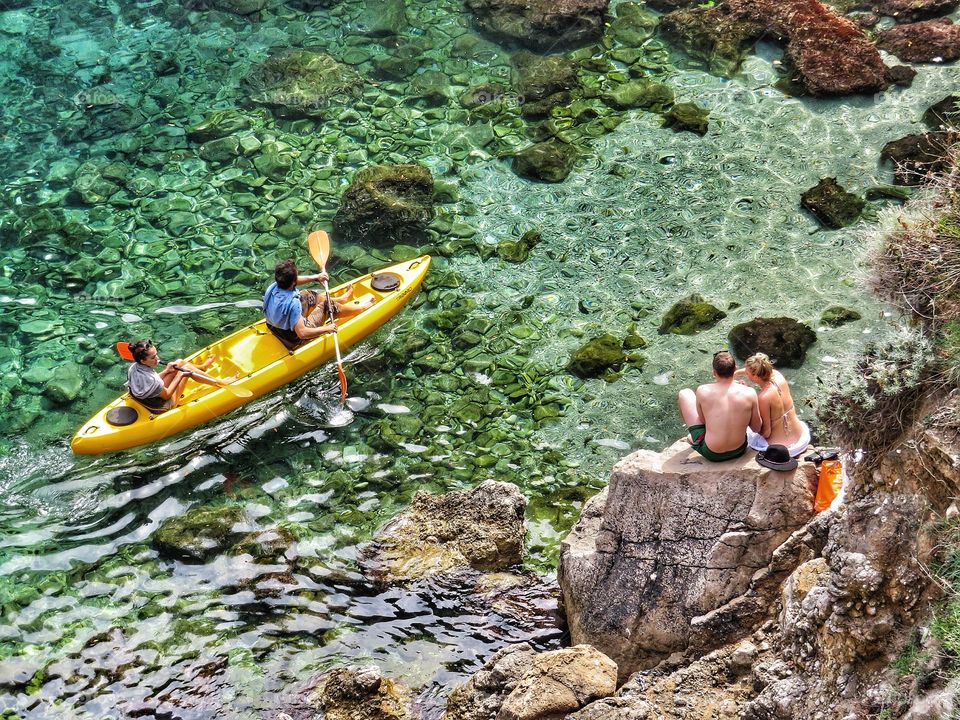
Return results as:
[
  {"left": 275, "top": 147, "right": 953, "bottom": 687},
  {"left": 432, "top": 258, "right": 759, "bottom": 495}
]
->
[{"left": 0, "top": 0, "right": 955, "bottom": 713}]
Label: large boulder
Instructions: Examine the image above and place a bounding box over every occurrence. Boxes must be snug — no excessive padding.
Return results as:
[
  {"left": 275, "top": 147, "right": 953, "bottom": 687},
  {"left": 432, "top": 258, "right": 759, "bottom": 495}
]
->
[
  {"left": 606, "top": 2, "right": 659, "bottom": 47},
  {"left": 466, "top": 0, "right": 609, "bottom": 51},
  {"left": 289, "top": 666, "right": 410, "bottom": 720},
  {"left": 444, "top": 643, "right": 617, "bottom": 720},
  {"left": 333, "top": 164, "right": 435, "bottom": 245},
  {"left": 360, "top": 480, "right": 527, "bottom": 583},
  {"left": 876, "top": 17, "right": 960, "bottom": 62},
  {"left": 728, "top": 316, "right": 817, "bottom": 368},
  {"left": 558, "top": 440, "right": 817, "bottom": 678},
  {"left": 800, "top": 177, "right": 865, "bottom": 229},
  {"left": 567, "top": 334, "right": 630, "bottom": 379},
  {"left": 243, "top": 50, "right": 363, "bottom": 117},
  {"left": 511, "top": 52, "right": 578, "bottom": 118},
  {"left": 354, "top": 0, "right": 408, "bottom": 36},
  {"left": 512, "top": 140, "right": 578, "bottom": 183},
  {"left": 881, "top": 131, "right": 960, "bottom": 185},
  {"left": 601, "top": 79, "right": 674, "bottom": 111}
]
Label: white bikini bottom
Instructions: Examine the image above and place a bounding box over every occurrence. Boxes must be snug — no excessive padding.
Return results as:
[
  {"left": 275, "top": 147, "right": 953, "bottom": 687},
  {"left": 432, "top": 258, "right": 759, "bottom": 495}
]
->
[{"left": 747, "top": 421, "right": 811, "bottom": 457}]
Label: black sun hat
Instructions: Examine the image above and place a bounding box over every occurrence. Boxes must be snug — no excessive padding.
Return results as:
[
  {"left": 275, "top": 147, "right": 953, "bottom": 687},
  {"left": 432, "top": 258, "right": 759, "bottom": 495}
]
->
[{"left": 756, "top": 444, "right": 798, "bottom": 471}]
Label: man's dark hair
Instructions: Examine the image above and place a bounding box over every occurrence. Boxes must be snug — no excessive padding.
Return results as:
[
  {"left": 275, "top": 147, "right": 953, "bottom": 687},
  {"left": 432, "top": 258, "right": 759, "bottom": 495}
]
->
[
  {"left": 275, "top": 259, "right": 298, "bottom": 290},
  {"left": 131, "top": 339, "right": 154, "bottom": 363},
  {"left": 713, "top": 351, "right": 736, "bottom": 378}
]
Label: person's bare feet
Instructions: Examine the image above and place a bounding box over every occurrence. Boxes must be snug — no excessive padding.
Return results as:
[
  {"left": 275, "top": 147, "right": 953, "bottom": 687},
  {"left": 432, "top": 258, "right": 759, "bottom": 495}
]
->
[{"left": 199, "top": 356, "right": 216, "bottom": 371}]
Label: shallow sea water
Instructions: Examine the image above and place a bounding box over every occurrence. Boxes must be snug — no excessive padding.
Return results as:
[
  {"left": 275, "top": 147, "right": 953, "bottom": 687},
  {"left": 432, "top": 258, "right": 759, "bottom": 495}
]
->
[{"left": 0, "top": 0, "right": 957, "bottom": 716}]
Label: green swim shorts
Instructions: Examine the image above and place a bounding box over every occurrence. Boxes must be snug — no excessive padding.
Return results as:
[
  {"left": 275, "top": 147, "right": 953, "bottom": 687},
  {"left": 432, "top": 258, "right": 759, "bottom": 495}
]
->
[{"left": 687, "top": 424, "right": 748, "bottom": 462}]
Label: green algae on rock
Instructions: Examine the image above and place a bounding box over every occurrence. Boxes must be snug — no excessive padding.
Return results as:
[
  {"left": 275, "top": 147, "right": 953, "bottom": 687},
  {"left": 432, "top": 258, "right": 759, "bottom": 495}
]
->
[
  {"left": 659, "top": 5, "right": 764, "bottom": 77},
  {"left": 512, "top": 140, "right": 578, "bottom": 183},
  {"left": 243, "top": 50, "right": 363, "bottom": 118},
  {"left": 333, "top": 164, "right": 435, "bottom": 244},
  {"left": 154, "top": 505, "right": 248, "bottom": 562},
  {"left": 728, "top": 317, "right": 817, "bottom": 368},
  {"left": 187, "top": 109, "right": 252, "bottom": 142},
  {"left": 466, "top": 0, "right": 609, "bottom": 52},
  {"left": 607, "top": 2, "right": 659, "bottom": 47},
  {"left": 801, "top": 178, "right": 865, "bottom": 229},
  {"left": 497, "top": 229, "right": 542, "bottom": 263},
  {"left": 820, "top": 306, "right": 862, "bottom": 327},
  {"left": 658, "top": 294, "right": 726, "bottom": 335},
  {"left": 601, "top": 79, "right": 674, "bottom": 111}
]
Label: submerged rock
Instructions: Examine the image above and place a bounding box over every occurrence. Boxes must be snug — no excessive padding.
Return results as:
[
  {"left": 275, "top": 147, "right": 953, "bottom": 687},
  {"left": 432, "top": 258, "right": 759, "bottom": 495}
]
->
[
  {"left": 800, "top": 177, "right": 865, "bottom": 229},
  {"left": 497, "top": 229, "right": 542, "bottom": 263},
  {"left": 360, "top": 480, "right": 526, "bottom": 583},
  {"left": 354, "top": 0, "right": 408, "bottom": 36},
  {"left": 567, "top": 334, "right": 627, "bottom": 379},
  {"left": 333, "top": 164, "right": 434, "bottom": 245},
  {"left": 607, "top": 2, "right": 659, "bottom": 46},
  {"left": 445, "top": 643, "right": 617, "bottom": 720},
  {"left": 658, "top": 294, "right": 726, "bottom": 335},
  {"left": 662, "top": 102, "right": 709, "bottom": 135},
  {"left": 210, "top": 0, "right": 265, "bottom": 15},
  {"left": 659, "top": 4, "right": 764, "bottom": 76},
  {"left": 601, "top": 79, "right": 674, "bottom": 111},
  {"left": 877, "top": 17, "right": 960, "bottom": 62},
  {"left": 558, "top": 440, "right": 817, "bottom": 677},
  {"left": 244, "top": 50, "right": 363, "bottom": 117},
  {"left": 874, "top": 0, "right": 960, "bottom": 21},
  {"left": 154, "top": 505, "right": 248, "bottom": 562},
  {"left": 43, "top": 362, "right": 84, "bottom": 404},
  {"left": 187, "top": 109, "right": 251, "bottom": 142},
  {"left": 728, "top": 317, "right": 817, "bottom": 368},
  {"left": 512, "top": 52, "right": 578, "bottom": 117},
  {"left": 291, "top": 666, "right": 410, "bottom": 720},
  {"left": 820, "top": 305, "right": 862, "bottom": 327},
  {"left": 923, "top": 94, "right": 960, "bottom": 128},
  {"left": 881, "top": 131, "right": 960, "bottom": 185},
  {"left": 512, "top": 140, "right": 578, "bottom": 183},
  {"left": 466, "top": 0, "right": 609, "bottom": 51}
]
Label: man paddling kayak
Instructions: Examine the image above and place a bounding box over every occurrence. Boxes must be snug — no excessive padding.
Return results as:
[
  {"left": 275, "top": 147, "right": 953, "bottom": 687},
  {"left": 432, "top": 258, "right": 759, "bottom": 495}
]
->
[
  {"left": 263, "top": 259, "right": 374, "bottom": 349},
  {"left": 126, "top": 340, "right": 236, "bottom": 413}
]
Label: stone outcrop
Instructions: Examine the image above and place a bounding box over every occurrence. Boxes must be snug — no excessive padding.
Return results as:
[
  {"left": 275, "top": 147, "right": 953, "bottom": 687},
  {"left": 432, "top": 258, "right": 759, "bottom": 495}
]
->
[
  {"left": 243, "top": 50, "right": 363, "bottom": 118},
  {"left": 881, "top": 131, "right": 960, "bottom": 185},
  {"left": 153, "top": 505, "right": 249, "bottom": 562},
  {"left": 876, "top": 17, "right": 960, "bottom": 63},
  {"left": 800, "top": 177, "right": 865, "bottom": 229},
  {"left": 360, "top": 480, "right": 526, "bottom": 583},
  {"left": 559, "top": 440, "right": 817, "bottom": 678},
  {"left": 874, "top": 0, "right": 960, "bottom": 21},
  {"left": 658, "top": 294, "right": 726, "bottom": 335},
  {"left": 290, "top": 666, "right": 411, "bottom": 720},
  {"left": 466, "top": 0, "right": 609, "bottom": 52},
  {"left": 512, "top": 140, "right": 579, "bottom": 183},
  {"left": 444, "top": 643, "right": 617, "bottom": 720}
]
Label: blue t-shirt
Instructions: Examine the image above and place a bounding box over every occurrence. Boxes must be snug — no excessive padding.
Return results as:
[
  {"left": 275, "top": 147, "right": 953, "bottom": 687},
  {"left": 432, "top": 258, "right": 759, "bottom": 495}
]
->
[{"left": 263, "top": 282, "right": 301, "bottom": 331}]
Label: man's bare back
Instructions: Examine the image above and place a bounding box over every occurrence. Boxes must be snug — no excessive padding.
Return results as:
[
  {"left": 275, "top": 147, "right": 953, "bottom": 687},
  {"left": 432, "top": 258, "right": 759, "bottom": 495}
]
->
[{"left": 695, "top": 381, "right": 759, "bottom": 453}]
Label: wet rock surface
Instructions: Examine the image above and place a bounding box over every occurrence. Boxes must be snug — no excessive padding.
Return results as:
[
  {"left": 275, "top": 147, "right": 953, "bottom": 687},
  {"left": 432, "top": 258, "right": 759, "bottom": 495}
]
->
[
  {"left": 243, "top": 49, "right": 363, "bottom": 117},
  {"left": 658, "top": 294, "right": 726, "bottom": 335},
  {"left": 360, "top": 480, "right": 527, "bottom": 583},
  {"left": 153, "top": 505, "right": 249, "bottom": 562},
  {"left": 874, "top": 0, "right": 960, "bottom": 21},
  {"left": 881, "top": 131, "right": 960, "bottom": 185},
  {"left": 728, "top": 316, "right": 817, "bottom": 368},
  {"left": 559, "top": 440, "right": 817, "bottom": 678},
  {"left": 444, "top": 643, "right": 617, "bottom": 720},
  {"left": 512, "top": 140, "right": 579, "bottom": 182},
  {"left": 287, "top": 666, "right": 411, "bottom": 720},
  {"left": 333, "top": 163, "right": 435, "bottom": 244}
]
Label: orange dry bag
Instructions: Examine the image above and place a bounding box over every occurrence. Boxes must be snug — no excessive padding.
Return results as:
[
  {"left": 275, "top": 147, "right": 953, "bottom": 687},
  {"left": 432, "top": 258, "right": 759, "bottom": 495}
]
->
[{"left": 814, "top": 458, "right": 843, "bottom": 512}]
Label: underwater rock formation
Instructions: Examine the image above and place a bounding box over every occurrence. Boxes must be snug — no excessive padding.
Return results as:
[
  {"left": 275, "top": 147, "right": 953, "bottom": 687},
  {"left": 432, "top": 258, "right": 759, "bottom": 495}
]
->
[
  {"left": 153, "top": 505, "right": 249, "bottom": 562},
  {"left": 497, "top": 229, "right": 542, "bottom": 263},
  {"left": 606, "top": 2, "right": 659, "bottom": 47},
  {"left": 333, "top": 163, "right": 435, "bottom": 244},
  {"left": 559, "top": 440, "right": 817, "bottom": 678},
  {"left": 360, "top": 480, "right": 526, "bottom": 583},
  {"left": 728, "top": 317, "right": 817, "bottom": 368},
  {"left": 291, "top": 666, "right": 410, "bottom": 720},
  {"left": 444, "top": 643, "right": 617, "bottom": 720},
  {"left": 566, "top": 334, "right": 628, "bottom": 379},
  {"left": 874, "top": 0, "right": 960, "bottom": 21},
  {"left": 658, "top": 294, "right": 726, "bottom": 335},
  {"left": 881, "top": 131, "right": 960, "bottom": 185},
  {"left": 819, "top": 305, "right": 862, "bottom": 327},
  {"left": 512, "top": 52, "right": 579, "bottom": 119},
  {"left": 601, "top": 79, "right": 674, "bottom": 111},
  {"left": 923, "top": 94, "right": 960, "bottom": 128},
  {"left": 243, "top": 49, "right": 363, "bottom": 118},
  {"left": 658, "top": 4, "right": 765, "bottom": 76},
  {"left": 354, "top": 0, "right": 408, "bottom": 36},
  {"left": 466, "top": 0, "right": 609, "bottom": 51},
  {"left": 662, "top": 102, "right": 710, "bottom": 135},
  {"left": 512, "top": 140, "right": 579, "bottom": 182},
  {"left": 876, "top": 17, "right": 960, "bottom": 62},
  {"left": 800, "top": 177, "right": 865, "bottom": 228}
]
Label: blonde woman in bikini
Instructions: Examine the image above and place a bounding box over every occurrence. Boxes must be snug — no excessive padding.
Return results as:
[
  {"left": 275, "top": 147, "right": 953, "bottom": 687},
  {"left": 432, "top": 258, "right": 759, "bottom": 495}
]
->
[{"left": 735, "top": 353, "right": 811, "bottom": 457}]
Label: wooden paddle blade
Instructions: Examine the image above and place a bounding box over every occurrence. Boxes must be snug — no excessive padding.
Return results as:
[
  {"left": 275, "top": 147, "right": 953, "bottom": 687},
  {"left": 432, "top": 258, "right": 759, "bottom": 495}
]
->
[
  {"left": 337, "top": 364, "right": 348, "bottom": 403},
  {"left": 307, "top": 230, "right": 330, "bottom": 271},
  {"left": 116, "top": 341, "right": 134, "bottom": 361}
]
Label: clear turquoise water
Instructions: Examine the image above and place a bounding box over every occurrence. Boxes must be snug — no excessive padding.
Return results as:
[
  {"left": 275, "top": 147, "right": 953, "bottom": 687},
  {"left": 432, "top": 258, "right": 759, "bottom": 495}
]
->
[{"left": 0, "top": 0, "right": 956, "bottom": 715}]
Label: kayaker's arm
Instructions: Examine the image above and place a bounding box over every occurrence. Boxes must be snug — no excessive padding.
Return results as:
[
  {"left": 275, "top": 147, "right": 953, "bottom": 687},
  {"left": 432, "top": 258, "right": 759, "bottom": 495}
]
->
[
  {"left": 295, "top": 272, "right": 327, "bottom": 286},
  {"left": 294, "top": 316, "right": 336, "bottom": 339}
]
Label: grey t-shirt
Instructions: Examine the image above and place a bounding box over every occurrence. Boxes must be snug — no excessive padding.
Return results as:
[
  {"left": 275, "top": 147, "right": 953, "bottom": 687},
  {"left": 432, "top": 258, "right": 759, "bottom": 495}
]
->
[{"left": 126, "top": 362, "right": 164, "bottom": 399}]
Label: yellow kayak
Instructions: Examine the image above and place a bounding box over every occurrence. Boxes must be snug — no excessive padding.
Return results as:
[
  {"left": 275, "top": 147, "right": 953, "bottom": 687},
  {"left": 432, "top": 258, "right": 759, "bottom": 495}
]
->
[{"left": 71, "top": 256, "right": 431, "bottom": 455}]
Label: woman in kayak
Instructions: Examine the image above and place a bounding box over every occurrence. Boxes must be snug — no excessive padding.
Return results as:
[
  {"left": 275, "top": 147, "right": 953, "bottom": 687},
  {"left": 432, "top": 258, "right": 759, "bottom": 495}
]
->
[
  {"left": 735, "top": 353, "right": 811, "bottom": 457},
  {"left": 126, "top": 340, "right": 234, "bottom": 413}
]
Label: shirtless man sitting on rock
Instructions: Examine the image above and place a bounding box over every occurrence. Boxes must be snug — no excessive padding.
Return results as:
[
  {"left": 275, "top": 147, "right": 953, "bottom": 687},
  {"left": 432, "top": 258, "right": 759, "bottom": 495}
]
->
[{"left": 677, "top": 350, "right": 761, "bottom": 462}]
